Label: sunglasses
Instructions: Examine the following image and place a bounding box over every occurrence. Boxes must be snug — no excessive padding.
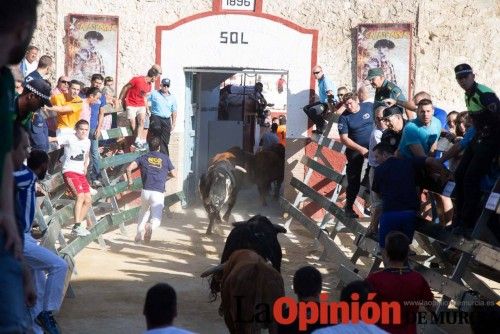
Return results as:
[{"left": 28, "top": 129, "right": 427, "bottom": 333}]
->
[
  {"left": 162, "top": 84, "right": 170, "bottom": 87},
  {"left": 313, "top": 71, "right": 321, "bottom": 74},
  {"left": 338, "top": 94, "right": 345, "bottom": 97},
  {"left": 59, "top": 80, "right": 70, "bottom": 84}
]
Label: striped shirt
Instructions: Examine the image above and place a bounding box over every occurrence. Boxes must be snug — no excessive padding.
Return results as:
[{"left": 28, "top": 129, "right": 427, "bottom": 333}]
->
[{"left": 14, "top": 165, "right": 37, "bottom": 241}]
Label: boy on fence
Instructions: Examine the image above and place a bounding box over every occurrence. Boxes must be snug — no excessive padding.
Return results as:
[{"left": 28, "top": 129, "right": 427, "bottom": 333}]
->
[
  {"left": 60, "top": 119, "right": 93, "bottom": 237},
  {"left": 127, "top": 136, "right": 175, "bottom": 243},
  {"left": 13, "top": 126, "right": 67, "bottom": 334}
]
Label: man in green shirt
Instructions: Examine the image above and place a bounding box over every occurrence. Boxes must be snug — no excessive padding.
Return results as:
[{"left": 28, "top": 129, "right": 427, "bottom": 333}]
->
[
  {"left": 0, "top": 0, "right": 40, "bottom": 331},
  {"left": 367, "top": 67, "right": 411, "bottom": 119},
  {"left": 452, "top": 63, "right": 500, "bottom": 236}
]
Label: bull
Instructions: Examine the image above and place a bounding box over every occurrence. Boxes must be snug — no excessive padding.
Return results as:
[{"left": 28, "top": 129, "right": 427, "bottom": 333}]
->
[
  {"left": 199, "top": 147, "right": 252, "bottom": 234},
  {"left": 220, "top": 249, "right": 285, "bottom": 334},
  {"left": 201, "top": 215, "right": 286, "bottom": 302},
  {"left": 248, "top": 144, "right": 285, "bottom": 206}
]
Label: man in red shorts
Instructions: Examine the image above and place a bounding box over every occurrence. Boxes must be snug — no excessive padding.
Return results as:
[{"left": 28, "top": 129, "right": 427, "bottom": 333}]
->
[{"left": 60, "top": 119, "right": 92, "bottom": 237}]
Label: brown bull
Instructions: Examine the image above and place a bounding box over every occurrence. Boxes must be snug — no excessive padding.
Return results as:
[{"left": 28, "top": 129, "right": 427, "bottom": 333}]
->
[
  {"left": 220, "top": 249, "right": 285, "bottom": 334},
  {"left": 248, "top": 144, "right": 285, "bottom": 206}
]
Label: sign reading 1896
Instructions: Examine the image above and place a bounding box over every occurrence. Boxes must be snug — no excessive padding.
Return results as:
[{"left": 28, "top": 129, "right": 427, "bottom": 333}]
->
[{"left": 221, "top": 0, "right": 255, "bottom": 11}]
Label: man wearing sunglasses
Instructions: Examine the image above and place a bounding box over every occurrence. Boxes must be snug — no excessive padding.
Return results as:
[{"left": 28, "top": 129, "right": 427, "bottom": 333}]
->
[
  {"left": 147, "top": 78, "right": 177, "bottom": 156},
  {"left": 51, "top": 76, "right": 70, "bottom": 96},
  {"left": 304, "top": 65, "right": 337, "bottom": 134}
]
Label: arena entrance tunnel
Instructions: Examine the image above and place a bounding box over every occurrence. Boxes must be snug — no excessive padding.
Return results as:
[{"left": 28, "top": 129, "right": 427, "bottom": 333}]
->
[{"left": 183, "top": 67, "right": 288, "bottom": 204}]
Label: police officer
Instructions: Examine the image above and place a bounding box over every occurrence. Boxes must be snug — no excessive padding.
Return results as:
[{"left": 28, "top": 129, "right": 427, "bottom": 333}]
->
[
  {"left": 366, "top": 67, "right": 411, "bottom": 119},
  {"left": 452, "top": 63, "right": 500, "bottom": 235}
]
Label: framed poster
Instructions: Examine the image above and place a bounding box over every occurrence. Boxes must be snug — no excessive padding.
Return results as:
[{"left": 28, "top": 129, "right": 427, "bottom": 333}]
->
[
  {"left": 356, "top": 23, "right": 412, "bottom": 99},
  {"left": 64, "top": 14, "right": 119, "bottom": 89}
]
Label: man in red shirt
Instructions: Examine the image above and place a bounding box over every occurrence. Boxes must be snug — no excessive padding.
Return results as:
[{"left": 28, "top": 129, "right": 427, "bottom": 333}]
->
[
  {"left": 119, "top": 65, "right": 161, "bottom": 149},
  {"left": 366, "top": 231, "right": 435, "bottom": 334}
]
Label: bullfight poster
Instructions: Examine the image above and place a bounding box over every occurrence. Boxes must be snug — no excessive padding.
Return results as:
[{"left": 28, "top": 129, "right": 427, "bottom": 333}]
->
[
  {"left": 64, "top": 14, "right": 119, "bottom": 88},
  {"left": 356, "top": 23, "right": 413, "bottom": 99}
]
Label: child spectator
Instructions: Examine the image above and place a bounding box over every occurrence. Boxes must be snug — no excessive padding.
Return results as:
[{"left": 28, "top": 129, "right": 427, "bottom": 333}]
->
[
  {"left": 366, "top": 232, "right": 435, "bottom": 334},
  {"left": 126, "top": 136, "right": 175, "bottom": 243},
  {"left": 143, "top": 283, "right": 194, "bottom": 333},
  {"left": 60, "top": 119, "right": 93, "bottom": 237},
  {"left": 278, "top": 266, "right": 329, "bottom": 333}
]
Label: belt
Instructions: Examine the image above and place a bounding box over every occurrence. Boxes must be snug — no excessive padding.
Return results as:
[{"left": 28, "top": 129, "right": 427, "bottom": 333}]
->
[{"left": 151, "top": 114, "right": 170, "bottom": 120}]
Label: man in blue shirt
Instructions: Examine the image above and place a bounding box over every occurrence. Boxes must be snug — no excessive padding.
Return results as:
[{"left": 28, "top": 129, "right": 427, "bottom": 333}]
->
[
  {"left": 338, "top": 92, "right": 373, "bottom": 218},
  {"left": 303, "top": 65, "right": 337, "bottom": 134},
  {"left": 148, "top": 78, "right": 177, "bottom": 156},
  {"left": 24, "top": 55, "right": 52, "bottom": 85},
  {"left": 398, "top": 99, "right": 442, "bottom": 159},
  {"left": 87, "top": 74, "right": 107, "bottom": 187}
]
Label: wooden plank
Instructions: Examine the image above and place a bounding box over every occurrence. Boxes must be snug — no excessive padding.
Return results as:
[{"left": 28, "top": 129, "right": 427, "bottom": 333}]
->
[
  {"left": 60, "top": 207, "right": 141, "bottom": 258},
  {"left": 301, "top": 156, "right": 344, "bottom": 184},
  {"left": 40, "top": 173, "right": 65, "bottom": 194},
  {"left": 99, "top": 151, "right": 145, "bottom": 170},
  {"left": 280, "top": 198, "right": 356, "bottom": 272},
  {"left": 310, "top": 134, "right": 345, "bottom": 153},
  {"left": 98, "top": 126, "right": 133, "bottom": 140},
  {"left": 337, "top": 264, "right": 364, "bottom": 287}
]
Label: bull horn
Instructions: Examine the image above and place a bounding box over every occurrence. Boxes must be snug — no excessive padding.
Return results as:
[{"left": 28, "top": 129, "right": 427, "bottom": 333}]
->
[
  {"left": 200, "top": 263, "right": 226, "bottom": 278},
  {"left": 273, "top": 223, "right": 287, "bottom": 234},
  {"left": 234, "top": 165, "right": 247, "bottom": 173}
]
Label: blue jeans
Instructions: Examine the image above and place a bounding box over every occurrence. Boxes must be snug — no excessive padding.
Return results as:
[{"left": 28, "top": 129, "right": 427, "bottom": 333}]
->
[
  {"left": 89, "top": 129, "right": 101, "bottom": 182},
  {"left": 0, "top": 232, "right": 28, "bottom": 333},
  {"left": 379, "top": 210, "right": 416, "bottom": 248}
]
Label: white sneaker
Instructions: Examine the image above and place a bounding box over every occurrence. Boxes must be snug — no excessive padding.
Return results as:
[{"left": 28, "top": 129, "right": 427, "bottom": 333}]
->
[
  {"left": 72, "top": 225, "right": 91, "bottom": 237},
  {"left": 89, "top": 187, "right": 98, "bottom": 196}
]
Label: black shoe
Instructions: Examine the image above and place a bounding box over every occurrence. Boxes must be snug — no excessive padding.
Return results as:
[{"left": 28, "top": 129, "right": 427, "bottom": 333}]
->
[
  {"left": 344, "top": 207, "right": 359, "bottom": 219},
  {"left": 36, "top": 311, "right": 61, "bottom": 334}
]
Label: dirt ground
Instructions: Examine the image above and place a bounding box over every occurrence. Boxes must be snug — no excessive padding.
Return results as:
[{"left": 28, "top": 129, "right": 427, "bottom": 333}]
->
[
  {"left": 57, "top": 187, "right": 340, "bottom": 333},
  {"left": 57, "top": 185, "right": 492, "bottom": 334}
]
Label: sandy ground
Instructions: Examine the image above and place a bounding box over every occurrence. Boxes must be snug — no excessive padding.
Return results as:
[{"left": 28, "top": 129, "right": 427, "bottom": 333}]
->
[{"left": 57, "top": 187, "right": 340, "bottom": 333}]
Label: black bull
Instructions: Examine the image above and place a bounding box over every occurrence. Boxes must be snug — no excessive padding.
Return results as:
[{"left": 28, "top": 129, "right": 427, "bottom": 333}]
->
[{"left": 202, "top": 215, "right": 287, "bottom": 301}]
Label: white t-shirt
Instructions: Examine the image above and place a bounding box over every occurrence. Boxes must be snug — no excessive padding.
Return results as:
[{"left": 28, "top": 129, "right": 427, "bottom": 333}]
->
[
  {"left": 144, "top": 326, "right": 195, "bottom": 334},
  {"left": 313, "top": 321, "right": 389, "bottom": 334},
  {"left": 61, "top": 135, "right": 90, "bottom": 174}
]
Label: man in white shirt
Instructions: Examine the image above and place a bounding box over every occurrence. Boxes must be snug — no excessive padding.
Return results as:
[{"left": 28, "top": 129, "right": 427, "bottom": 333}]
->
[
  {"left": 19, "top": 45, "right": 39, "bottom": 79},
  {"left": 143, "top": 283, "right": 194, "bottom": 334},
  {"left": 60, "top": 119, "right": 92, "bottom": 237}
]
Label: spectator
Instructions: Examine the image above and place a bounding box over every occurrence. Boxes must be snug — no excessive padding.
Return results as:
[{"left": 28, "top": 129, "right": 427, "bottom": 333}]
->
[
  {"left": 87, "top": 74, "right": 108, "bottom": 187},
  {"left": 103, "top": 76, "right": 118, "bottom": 127},
  {"left": 357, "top": 85, "right": 372, "bottom": 103},
  {"left": 143, "top": 283, "right": 194, "bottom": 334},
  {"left": 51, "top": 76, "right": 70, "bottom": 97},
  {"left": 450, "top": 63, "right": 499, "bottom": 236},
  {"left": 14, "top": 146, "right": 67, "bottom": 334},
  {"left": 47, "top": 80, "right": 84, "bottom": 143},
  {"left": 304, "top": 65, "right": 337, "bottom": 134},
  {"left": 15, "top": 79, "right": 53, "bottom": 128},
  {"left": 366, "top": 106, "right": 387, "bottom": 237},
  {"left": 19, "top": 45, "right": 39, "bottom": 79},
  {"left": 277, "top": 74, "right": 286, "bottom": 94},
  {"left": 338, "top": 92, "right": 373, "bottom": 218},
  {"left": 454, "top": 111, "right": 470, "bottom": 138},
  {"left": 366, "top": 67, "right": 408, "bottom": 119},
  {"left": 380, "top": 106, "right": 406, "bottom": 150},
  {"left": 148, "top": 78, "right": 177, "bottom": 156},
  {"left": 366, "top": 232, "right": 435, "bottom": 334},
  {"left": 446, "top": 110, "right": 459, "bottom": 135},
  {"left": 333, "top": 86, "right": 349, "bottom": 116},
  {"left": 278, "top": 266, "right": 328, "bottom": 333},
  {"left": 1, "top": 1, "right": 40, "bottom": 331},
  {"left": 397, "top": 99, "right": 441, "bottom": 159},
  {"left": 60, "top": 120, "right": 93, "bottom": 237},
  {"left": 313, "top": 280, "right": 388, "bottom": 333},
  {"left": 259, "top": 123, "right": 280, "bottom": 151},
  {"left": 119, "top": 65, "right": 161, "bottom": 149},
  {"left": 277, "top": 115, "right": 287, "bottom": 146},
  {"left": 24, "top": 55, "right": 52, "bottom": 84},
  {"left": 126, "top": 136, "right": 175, "bottom": 243},
  {"left": 371, "top": 142, "right": 443, "bottom": 248}
]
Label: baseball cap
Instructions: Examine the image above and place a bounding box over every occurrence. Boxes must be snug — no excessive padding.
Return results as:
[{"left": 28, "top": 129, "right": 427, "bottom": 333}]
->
[
  {"left": 454, "top": 63, "right": 473, "bottom": 79},
  {"left": 24, "top": 79, "right": 52, "bottom": 107},
  {"left": 161, "top": 78, "right": 171, "bottom": 87},
  {"left": 383, "top": 105, "right": 403, "bottom": 119},
  {"left": 366, "top": 68, "right": 384, "bottom": 80}
]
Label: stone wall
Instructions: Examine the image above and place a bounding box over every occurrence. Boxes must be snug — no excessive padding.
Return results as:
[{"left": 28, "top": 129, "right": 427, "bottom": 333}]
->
[{"left": 32, "top": 0, "right": 498, "bottom": 111}]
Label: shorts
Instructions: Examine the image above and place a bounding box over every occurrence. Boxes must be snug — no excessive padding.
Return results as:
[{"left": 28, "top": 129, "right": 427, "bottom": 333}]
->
[
  {"left": 63, "top": 172, "right": 90, "bottom": 195},
  {"left": 126, "top": 106, "right": 147, "bottom": 120}
]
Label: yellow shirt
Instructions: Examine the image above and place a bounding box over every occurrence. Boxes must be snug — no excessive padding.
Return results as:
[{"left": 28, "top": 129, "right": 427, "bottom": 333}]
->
[{"left": 50, "top": 93, "right": 83, "bottom": 129}]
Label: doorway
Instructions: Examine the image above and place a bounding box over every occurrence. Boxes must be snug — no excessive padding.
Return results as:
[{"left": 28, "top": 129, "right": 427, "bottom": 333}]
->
[{"left": 183, "top": 67, "right": 288, "bottom": 204}]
